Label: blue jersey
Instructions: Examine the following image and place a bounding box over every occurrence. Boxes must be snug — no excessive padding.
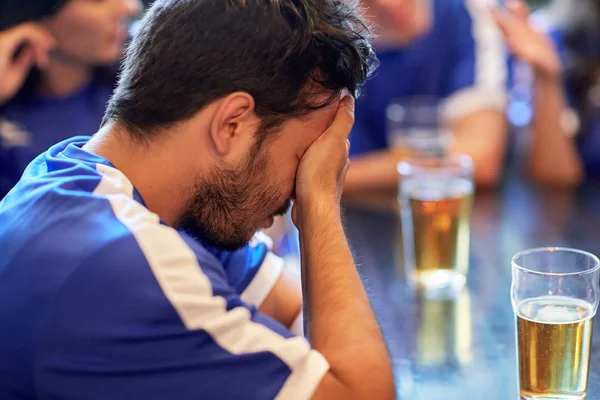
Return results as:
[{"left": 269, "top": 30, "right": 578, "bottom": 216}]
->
[
  {"left": 0, "top": 137, "right": 327, "bottom": 400},
  {"left": 0, "top": 79, "right": 112, "bottom": 198},
  {"left": 351, "top": 0, "right": 507, "bottom": 155}
]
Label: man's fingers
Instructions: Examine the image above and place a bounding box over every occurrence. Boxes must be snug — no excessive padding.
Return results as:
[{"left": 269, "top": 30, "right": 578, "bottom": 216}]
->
[{"left": 326, "top": 96, "right": 355, "bottom": 140}]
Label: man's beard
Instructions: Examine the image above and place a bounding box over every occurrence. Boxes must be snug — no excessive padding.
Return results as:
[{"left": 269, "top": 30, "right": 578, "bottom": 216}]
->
[{"left": 178, "top": 151, "right": 291, "bottom": 251}]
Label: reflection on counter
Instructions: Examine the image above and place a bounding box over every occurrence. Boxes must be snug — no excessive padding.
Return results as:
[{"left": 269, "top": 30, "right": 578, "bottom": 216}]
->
[{"left": 415, "top": 287, "right": 473, "bottom": 370}]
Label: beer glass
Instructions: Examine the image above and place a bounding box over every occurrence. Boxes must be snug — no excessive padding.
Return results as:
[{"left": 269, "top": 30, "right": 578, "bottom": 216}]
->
[
  {"left": 511, "top": 248, "right": 600, "bottom": 400},
  {"left": 398, "top": 155, "right": 473, "bottom": 292},
  {"left": 386, "top": 97, "right": 454, "bottom": 160}
]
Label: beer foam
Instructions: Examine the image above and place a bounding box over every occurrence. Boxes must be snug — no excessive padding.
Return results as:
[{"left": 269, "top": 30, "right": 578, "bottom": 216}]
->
[
  {"left": 536, "top": 304, "right": 585, "bottom": 323},
  {"left": 518, "top": 296, "right": 595, "bottom": 324}
]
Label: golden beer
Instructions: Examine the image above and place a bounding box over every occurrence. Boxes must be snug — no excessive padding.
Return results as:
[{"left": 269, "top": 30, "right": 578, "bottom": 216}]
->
[
  {"left": 517, "top": 296, "right": 595, "bottom": 399},
  {"left": 402, "top": 177, "right": 473, "bottom": 286}
]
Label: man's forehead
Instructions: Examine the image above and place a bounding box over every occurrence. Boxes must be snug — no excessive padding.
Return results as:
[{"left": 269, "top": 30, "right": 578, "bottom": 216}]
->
[{"left": 276, "top": 90, "right": 345, "bottom": 137}]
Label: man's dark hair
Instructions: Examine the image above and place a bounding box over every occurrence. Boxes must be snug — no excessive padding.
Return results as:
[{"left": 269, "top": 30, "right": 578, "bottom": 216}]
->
[{"left": 103, "top": 0, "right": 376, "bottom": 140}]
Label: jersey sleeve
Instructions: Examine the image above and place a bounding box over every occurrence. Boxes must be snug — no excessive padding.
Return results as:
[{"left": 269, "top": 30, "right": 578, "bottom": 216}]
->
[
  {"left": 211, "top": 231, "right": 286, "bottom": 308},
  {"left": 34, "top": 227, "right": 328, "bottom": 400},
  {"left": 442, "top": 0, "right": 508, "bottom": 120}
]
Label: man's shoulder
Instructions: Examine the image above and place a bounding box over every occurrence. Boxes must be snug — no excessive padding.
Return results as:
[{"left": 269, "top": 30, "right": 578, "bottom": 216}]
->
[
  {"left": 25, "top": 200, "right": 231, "bottom": 322},
  {"left": 78, "top": 193, "right": 229, "bottom": 289},
  {"left": 40, "top": 214, "right": 235, "bottom": 341},
  {"left": 1, "top": 153, "right": 227, "bottom": 285}
]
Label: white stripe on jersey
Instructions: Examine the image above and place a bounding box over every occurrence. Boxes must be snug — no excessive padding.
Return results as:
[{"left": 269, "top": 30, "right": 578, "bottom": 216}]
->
[
  {"left": 243, "top": 230, "right": 286, "bottom": 308},
  {"left": 93, "top": 163, "right": 329, "bottom": 400},
  {"left": 241, "top": 251, "right": 284, "bottom": 307},
  {"left": 444, "top": 0, "right": 508, "bottom": 120}
]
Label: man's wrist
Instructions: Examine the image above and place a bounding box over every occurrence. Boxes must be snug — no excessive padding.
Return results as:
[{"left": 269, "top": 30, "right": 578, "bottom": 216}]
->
[{"left": 295, "top": 195, "right": 341, "bottom": 230}]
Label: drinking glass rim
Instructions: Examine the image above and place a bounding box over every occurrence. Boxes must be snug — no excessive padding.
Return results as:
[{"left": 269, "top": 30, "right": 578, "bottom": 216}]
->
[
  {"left": 512, "top": 247, "right": 600, "bottom": 276},
  {"left": 397, "top": 154, "right": 473, "bottom": 175}
]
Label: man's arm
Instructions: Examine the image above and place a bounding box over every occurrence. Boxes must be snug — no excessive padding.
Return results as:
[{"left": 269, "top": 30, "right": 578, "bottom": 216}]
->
[
  {"left": 450, "top": 108, "right": 507, "bottom": 186},
  {"left": 295, "top": 96, "right": 395, "bottom": 400},
  {"left": 258, "top": 266, "right": 303, "bottom": 334},
  {"left": 213, "top": 229, "right": 304, "bottom": 334},
  {"left": 298, "top": 200, "right": 394, "bottom": 400}
]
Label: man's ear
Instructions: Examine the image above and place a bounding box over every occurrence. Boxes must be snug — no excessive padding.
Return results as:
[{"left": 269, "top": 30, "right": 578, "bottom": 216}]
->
[{"left": 209, "top": 92, "right": 257, "bottom": 156}]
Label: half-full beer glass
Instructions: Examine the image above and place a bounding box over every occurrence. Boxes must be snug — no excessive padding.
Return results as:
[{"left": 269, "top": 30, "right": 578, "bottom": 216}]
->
[
  {"left": 511, "top": 248, "right": 600, "bottom": 400},
  {"left": 398, "top": 155, "right": 473, "bottom": 292}
]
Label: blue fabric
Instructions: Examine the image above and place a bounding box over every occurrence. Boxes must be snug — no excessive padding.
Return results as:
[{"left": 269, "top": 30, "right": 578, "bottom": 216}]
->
[
  {"left": 0, "top": 79, "right": 112, "bottom": 198},
  {"left": 350, "top": 0, "right": 478, "bottom": 155},
  {"left": 210, "top": 241, "right": 271, "bottom": 295},
  {"left": 0, "top": 138, "right": 299, "bottom": 400}
]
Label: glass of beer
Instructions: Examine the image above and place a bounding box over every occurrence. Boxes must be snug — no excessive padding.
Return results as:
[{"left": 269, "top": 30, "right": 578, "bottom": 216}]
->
[
  {"left": 511, "top": 248, "right": 600, "bottom": 400},
  {"left": 386, "top": 97, "right": 454, "bottom": 161},
  {"left": 398, "top": 155, "right": 474, "bottom": 292}
]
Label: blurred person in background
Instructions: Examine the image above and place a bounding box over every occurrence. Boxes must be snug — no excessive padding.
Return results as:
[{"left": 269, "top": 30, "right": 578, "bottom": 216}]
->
[
  {"left": 344, "top": 0, "right": 508, "bottom": 196},
  {"left": 495, "top": 0, "right": 600, "bottom": 186},
  {"left": 0, "top": 0, "right": 141, "bottom": 198}
]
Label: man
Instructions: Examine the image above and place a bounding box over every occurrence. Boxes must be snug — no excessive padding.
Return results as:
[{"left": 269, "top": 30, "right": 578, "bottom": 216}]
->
[
  {"left": 344, "top": 0, "right": 508, "bottom": 196},
  {"left": 0, "top": 1, "right": 394, "bottom": 399}
]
